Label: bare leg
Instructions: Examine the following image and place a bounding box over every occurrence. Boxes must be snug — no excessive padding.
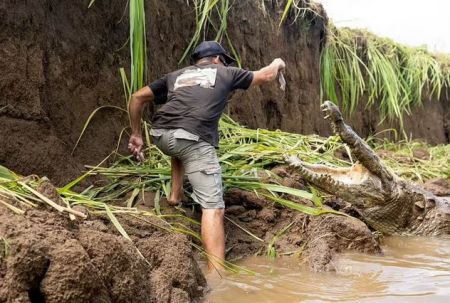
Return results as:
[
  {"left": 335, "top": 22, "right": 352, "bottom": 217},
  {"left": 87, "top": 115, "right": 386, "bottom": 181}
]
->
[
  {"left": 201, "top": 208, "right": 225, "bottom": 271},
  {"left": 169, "top": 157, "right": 184, "bottom": 205}
]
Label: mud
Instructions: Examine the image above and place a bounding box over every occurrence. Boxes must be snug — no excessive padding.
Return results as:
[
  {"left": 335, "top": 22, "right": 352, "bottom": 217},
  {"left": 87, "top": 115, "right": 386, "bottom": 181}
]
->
[
  {"left": 222, "top": 187, "right": 381, "bottom": 272},
  {"left": 1, "top": 169, "right": 385, "bottom": 303},
  {"left": 0, "top": 206, "right": 206, "bottom": 303},
  {"left": 424, "top": 178, "right": 450, "bottom": 196}
]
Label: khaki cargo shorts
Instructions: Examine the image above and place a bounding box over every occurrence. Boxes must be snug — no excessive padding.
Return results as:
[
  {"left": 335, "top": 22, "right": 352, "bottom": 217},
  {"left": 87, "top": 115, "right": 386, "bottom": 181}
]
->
[{"left": 150, "top": 128, "right": 224, "bottom": 209}]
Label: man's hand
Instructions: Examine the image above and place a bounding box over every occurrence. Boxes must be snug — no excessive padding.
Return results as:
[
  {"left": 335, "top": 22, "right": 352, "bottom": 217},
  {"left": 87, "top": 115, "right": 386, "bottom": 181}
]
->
[
  {"left": 273, "top": 58, "right": 286, "bottom": 72},
  {"left": 128, "top": 134, "right": 145, "bottom": 162},
  {"left": 251, "top": 58, "right": 286, "bottom": 86}
]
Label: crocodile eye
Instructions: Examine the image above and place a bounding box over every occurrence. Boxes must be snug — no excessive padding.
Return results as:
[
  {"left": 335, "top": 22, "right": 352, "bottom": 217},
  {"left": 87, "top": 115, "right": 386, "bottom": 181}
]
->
[{"left": 426, "top": 198, "right": 436, "bottom": 209}]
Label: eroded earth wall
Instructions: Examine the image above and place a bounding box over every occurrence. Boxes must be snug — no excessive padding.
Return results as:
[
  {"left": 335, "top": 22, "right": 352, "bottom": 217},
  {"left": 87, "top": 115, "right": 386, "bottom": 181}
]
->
[{"left": 0, "top": 0, "right": 448, "bottom": 184}]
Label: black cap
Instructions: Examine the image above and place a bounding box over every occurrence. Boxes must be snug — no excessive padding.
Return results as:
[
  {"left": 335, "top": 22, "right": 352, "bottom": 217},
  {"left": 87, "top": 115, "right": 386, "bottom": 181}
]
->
[{"left": 191, "top": 41, "right": 235, "bottom": 66}]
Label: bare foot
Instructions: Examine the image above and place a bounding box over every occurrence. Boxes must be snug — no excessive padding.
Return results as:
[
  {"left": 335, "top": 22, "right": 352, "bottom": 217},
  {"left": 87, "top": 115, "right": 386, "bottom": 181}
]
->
[{"left": 167, "top": 198, "right": 181, "bottom": 206}]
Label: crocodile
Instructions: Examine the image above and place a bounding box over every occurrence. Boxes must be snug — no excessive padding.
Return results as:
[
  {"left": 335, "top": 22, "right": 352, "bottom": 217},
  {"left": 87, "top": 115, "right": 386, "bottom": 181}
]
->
[{"left": 286, "top": 101, "right": 450, "bottom": 236}]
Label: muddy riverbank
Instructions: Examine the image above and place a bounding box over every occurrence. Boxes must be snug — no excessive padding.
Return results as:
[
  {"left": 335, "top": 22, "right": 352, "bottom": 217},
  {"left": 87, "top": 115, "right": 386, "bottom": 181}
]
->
[
  {"left": 0, "top": 204, "right": 206, "bottom": 303},
  {"left": 1, "top": 161, "right": 449, "bottom": 302},
  {"left": 0, "top": 176, "right": 383, "bottom": 303}
]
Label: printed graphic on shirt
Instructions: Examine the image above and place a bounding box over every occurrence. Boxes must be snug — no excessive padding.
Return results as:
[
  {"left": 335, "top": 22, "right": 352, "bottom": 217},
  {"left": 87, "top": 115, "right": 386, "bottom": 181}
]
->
[{"left": 174, "top": 68, "right": 217, "bottom": 90}]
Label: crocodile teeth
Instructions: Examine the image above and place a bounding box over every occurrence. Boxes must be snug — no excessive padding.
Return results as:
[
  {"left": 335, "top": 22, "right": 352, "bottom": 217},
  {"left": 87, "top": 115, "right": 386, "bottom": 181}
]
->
[{"left": 287, "top": 157, "right": 349, "bottom": 190}]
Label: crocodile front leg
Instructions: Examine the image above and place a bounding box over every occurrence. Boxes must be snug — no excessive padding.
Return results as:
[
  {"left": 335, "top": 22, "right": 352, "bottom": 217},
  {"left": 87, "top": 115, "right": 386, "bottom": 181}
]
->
[{"left": 321, "top": 101, "right": 395, "bottom": 191}]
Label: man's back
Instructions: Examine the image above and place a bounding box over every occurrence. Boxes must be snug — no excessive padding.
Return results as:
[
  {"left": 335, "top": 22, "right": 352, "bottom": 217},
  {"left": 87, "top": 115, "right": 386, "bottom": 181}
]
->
[{"left": 150, "top": 63, "right": 253, "bottom": 147}]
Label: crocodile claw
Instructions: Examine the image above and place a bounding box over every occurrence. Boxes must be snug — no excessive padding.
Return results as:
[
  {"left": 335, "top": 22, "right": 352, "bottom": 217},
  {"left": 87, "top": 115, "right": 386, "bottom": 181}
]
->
[{"left": 321, "top": 101, "right": 343, "bottom": 123}]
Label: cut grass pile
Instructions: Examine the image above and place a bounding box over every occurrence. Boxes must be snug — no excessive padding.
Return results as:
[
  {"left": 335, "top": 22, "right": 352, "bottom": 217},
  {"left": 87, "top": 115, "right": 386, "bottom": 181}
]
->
[
  {"left": 370, "top": 138, "right": 450, "bottom": 182},
  {"left": 3, "top": 116, "right": 448, "bottom": 220},
  {"left": 82, "top": 115, "right": 449, "bottom": 207},
  {"left": 2, "top": 116, "right": 448, "bottom": 268}
]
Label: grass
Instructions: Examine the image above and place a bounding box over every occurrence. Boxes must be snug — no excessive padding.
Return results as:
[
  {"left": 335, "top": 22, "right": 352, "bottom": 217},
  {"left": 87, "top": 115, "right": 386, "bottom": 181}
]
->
[
  {"left": 321, "top": 26, "right": 450, "bottom": 124},
  {"left": 370, "top": 138, "right": 450, "bottom": 182},
  {"left": 267, "top": 222, "right": 295, "bottom": 258},
  {"left": 68, "top": 112, "right": 449, "bottom": 216},
  {"left": 70, "top": 112, "right": 448, "bottom": 212},
  {"left": 180, "top": 0, "right": 324, "bottom": 67},
  {"left": 279, "top": 0, "right": 323, "bottom": 27},
  {"left": 0, "top": 237, "right": 9, "bottom": 258},
  {"left": 179, "top": 0, "right": 241, "bottom": 66},
  {"left": 129, "top": 0, "right": 147, "bottom": 93}
]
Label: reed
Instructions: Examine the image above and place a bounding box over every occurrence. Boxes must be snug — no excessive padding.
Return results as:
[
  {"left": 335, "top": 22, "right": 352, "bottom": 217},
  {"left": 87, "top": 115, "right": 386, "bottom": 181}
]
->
[
  {"left": 321, "top": 26, "right": 450, "bottom": 124},
  {"left": 179, "top": 0, "right": 241, "bottom": 66},
  {"left": 129, "top": 0, "right": 147, "bottom": 93}
]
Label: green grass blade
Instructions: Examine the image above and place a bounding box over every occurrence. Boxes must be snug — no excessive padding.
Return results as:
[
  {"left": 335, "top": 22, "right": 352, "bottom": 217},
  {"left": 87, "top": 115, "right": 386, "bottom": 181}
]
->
[
  {"left": 104, "top": 204, "right": 132, "bottom": 241},
  {"left": 71, "top": 105, "right": 127, "bottom": 155}
]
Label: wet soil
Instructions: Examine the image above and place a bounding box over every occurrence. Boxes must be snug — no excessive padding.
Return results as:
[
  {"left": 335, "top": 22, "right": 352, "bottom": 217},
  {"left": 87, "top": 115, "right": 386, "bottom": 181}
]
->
[
  {"left": 1, "top": 171, "right": 385, "bottom": 303},
  {"left": 0, "top": 205, "right": 206, "bottom": 303},
  {"left": 221, "top": 188, "right": 381, "bottom": 272},
  {"left": 2, "top": 165, "right": 449, "bottom": 302}
]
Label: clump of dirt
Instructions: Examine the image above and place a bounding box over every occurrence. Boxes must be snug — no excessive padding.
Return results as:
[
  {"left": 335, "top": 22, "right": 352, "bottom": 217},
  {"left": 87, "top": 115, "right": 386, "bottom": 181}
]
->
[
  {"left": 0, "top": 206, "right": 206, "bottom": 303},
  {"left": 423, "top": 178, "right": 450, "bottom": 196},
  {"left": 222, "top": 186, "right": 381, "bottom": 272}
]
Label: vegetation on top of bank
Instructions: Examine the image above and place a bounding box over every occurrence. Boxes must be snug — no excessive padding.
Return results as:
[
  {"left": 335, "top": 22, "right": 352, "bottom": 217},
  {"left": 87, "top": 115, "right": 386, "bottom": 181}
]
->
[{"left": 321, "top": 25, "right": 450, "bottom": 124}]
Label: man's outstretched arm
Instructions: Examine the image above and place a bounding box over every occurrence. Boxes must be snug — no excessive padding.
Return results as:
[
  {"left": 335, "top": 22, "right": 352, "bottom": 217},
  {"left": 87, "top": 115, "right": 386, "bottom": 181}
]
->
[
  {"left": 251, "top": 58, "right": 286, "bottom": 86},
  {"left": 128, "top": 86, "right": 155, "bottom": 161}
]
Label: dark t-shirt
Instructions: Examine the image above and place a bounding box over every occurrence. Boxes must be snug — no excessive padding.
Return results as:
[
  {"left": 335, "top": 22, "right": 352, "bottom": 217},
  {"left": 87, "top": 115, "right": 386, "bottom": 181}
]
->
[{"left": 149, "top": 63, "right": 253, "bottom": 147}]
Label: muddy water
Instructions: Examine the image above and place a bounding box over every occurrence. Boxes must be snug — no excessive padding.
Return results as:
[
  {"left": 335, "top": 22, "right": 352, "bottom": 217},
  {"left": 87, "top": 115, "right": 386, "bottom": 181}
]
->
[{"left": 205, "top": 237, "right": 450, "bottom": 302}]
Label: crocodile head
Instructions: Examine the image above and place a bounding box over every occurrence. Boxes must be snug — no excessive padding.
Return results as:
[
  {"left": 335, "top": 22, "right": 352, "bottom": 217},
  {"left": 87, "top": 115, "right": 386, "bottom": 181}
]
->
[
  {"left": 286, "top": 101, "right": 450, "bottom": 235},
  {"left": 285, "top": 156, "right": 386, "bottom": 209}
]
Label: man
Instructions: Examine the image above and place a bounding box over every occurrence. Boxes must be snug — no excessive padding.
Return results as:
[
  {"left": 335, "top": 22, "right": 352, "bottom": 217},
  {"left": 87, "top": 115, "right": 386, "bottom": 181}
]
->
[{"left": 128, "top": 41, "right": 285, "bottom": 270}]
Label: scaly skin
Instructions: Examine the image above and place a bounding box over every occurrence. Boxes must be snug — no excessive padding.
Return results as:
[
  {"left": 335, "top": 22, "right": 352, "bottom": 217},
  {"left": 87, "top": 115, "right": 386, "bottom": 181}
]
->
[{"left": 287, "top": 101, "right": 450, "bottom": 236}]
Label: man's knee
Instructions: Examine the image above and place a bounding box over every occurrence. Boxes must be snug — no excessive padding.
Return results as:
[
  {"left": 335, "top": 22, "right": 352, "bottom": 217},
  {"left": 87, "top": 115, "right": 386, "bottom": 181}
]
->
[{"left": 203, "top": 208, "right": 225, "bottom": 217}]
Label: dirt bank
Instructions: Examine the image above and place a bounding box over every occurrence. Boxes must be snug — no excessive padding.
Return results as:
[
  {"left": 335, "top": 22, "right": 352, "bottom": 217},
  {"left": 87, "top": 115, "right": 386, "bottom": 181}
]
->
[
  {"left": 0, "top": 204, "right": 206, "bottom": 303},
  {"left": 223, "top": 191, "right": 382, "bottom": 272},
  {"left": 2, "top": 168, "right": 449, "bottom": 302},
  {"left": 1, "top": 0, "right": 448, "bottom": 185},
  {"left": 0, "top": 171, "right": 386, "bottom": 303}
]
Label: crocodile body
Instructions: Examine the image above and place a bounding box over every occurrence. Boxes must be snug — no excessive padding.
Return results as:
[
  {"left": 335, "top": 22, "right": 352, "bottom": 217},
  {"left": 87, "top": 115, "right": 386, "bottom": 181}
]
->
[{"left": 287, "top": 101, "right": 450, "bottom": 236}]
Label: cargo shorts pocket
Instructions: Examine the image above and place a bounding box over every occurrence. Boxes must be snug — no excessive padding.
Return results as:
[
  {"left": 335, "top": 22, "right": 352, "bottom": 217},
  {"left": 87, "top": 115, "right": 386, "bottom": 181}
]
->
[{"left": 187, "top": 165, "right": 224, "bottom": 209}]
